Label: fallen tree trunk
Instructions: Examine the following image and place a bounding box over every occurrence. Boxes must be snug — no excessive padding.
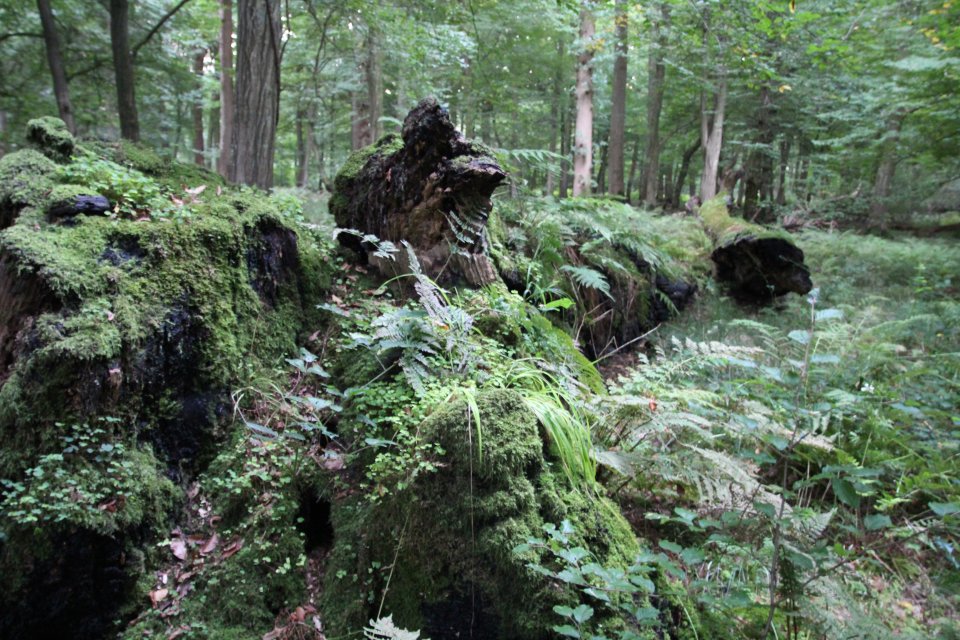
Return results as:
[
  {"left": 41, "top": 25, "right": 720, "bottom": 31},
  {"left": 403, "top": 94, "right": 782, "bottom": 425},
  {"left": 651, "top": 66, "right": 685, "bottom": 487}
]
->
[
  {"left": 700, "top": 196, "right": 812, "bottom": 303},
  {"left": 330, "top": 97, "right": 507, "bottom": 286}
]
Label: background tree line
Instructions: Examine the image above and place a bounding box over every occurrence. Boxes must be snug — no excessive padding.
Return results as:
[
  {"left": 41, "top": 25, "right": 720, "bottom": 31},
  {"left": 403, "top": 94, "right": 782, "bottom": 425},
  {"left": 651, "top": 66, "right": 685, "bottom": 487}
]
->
[{"left": 1, "top": 0, "right": 957, "bottom": 221}]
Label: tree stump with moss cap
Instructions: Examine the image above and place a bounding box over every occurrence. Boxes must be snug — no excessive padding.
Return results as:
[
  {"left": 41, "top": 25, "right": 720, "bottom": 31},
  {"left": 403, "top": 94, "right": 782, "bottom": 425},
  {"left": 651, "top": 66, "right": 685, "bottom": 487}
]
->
[
  {"left": 330, "top": 97, "right": 507, "bottom": 286},
  {"left": 700, "top": 195, "right": 812, "bottom": 303}
]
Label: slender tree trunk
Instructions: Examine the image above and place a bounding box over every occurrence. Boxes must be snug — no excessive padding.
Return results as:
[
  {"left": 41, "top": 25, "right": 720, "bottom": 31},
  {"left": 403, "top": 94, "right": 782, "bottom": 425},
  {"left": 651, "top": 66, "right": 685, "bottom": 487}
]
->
[
  {"left": 626, "top": 133, "right": 641, "bottom": 203},
  {"left": 546, "top": 39, "right": 566, "bottom": 197},
  {"left": 351, "top": 22, "right": 381, "bottom": 150},
  {"left": 109, "top": 0, "right": 139, "bottom": 141},
  {"left": 233, "top": 0, "right": 281, "bottom": 189},
  {"left": 776, "top": 137, "right": 791, "bottom": 206},
  {"left": 870, "top": 111, "right": 906, "bottom": 218},
  {"left": 192, "top": 51, "right": 205, "bottom": 166},
  {"left": 366, "top": 23, "right": 382, "bottom": 143},
  {"left": 699, "top": 74, "right": 726, "bottom": 201},
  {"left": 295, "top": 98, "right": 316, "bottom": 188},
  {"left": 37, "top": 0, "right": 76, "bottom": 134},
  {"left": 643, "top": 3, "right": 670, "bottom": 206},
  {"left": 607, "top": 0, "right": 628, "bottom": 197},
  {"left": 573, "top": 7, "right": 595, "bottom": 197},
  {"left": 673, "top": 137, "right": 700, "bottom": 208},
  {"left": 218, "top": 0, "right": 235, "bottom": 179},
  {"left": 596, "top": 136, "right": 608, "bottom": 194},
  {"left": 559, "top": 95, "right": 572, "bottom": 198},
  {"left": 743, "top": 86, "right": 775, "bottom": 220},
  {"left": 207, "top": 92, "right": 219, "bottom": 170},
  {"left": 0, "top": 110, "right": 6, "bottom": 156}
]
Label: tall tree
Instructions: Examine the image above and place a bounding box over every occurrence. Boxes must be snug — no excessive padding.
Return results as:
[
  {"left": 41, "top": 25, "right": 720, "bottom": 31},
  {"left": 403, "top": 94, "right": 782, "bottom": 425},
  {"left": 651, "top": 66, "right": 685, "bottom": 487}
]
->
[
  {"left": 192, "top": 50, "right": 205, "bottom": 166},
  {"left": 233, "top": 0, "right": 281, "bottom": 189},
  {"left": 109, "top": 0, "right": 139, "bottom": 141},
  {"left": 606, "top": 0, "right": 627, "bottom": 197},
  {"left": 573, "top": 6, "right": 595, "bottom": 197},
  {"left": 36, "top": 0, "right": 75, "bottom": 134},
  {"left": 218, "top": 0, "right": 235, "bottom": 179},
  {"left": 642, "top": 3, "right": 669, "bottom": 206},
  {"left": 351, "top": 20, "right": 382, "bottom": 150}
]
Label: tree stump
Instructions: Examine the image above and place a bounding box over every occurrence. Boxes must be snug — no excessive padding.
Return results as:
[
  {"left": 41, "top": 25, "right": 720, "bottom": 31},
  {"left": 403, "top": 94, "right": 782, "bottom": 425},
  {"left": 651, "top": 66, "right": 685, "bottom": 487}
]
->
[
  {"left": 330, "top": 97, "right": 507, "bottom": 286},
  {"left": 700, "top": 196, "right": 812, "bottom": 303}
]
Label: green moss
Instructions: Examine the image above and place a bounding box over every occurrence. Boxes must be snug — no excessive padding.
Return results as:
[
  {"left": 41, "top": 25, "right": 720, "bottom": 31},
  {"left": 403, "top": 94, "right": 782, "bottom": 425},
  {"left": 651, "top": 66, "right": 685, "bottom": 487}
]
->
[
  {"left": 700, "top": 195, "right": 791, "bottom": 248},
  {"left": 323, "top": 389, "right": 640, "bottom": 638},
  {"left": 333, "top": 133, "right": 403, "bottom": 193},
  {"left": 0, "top": 149, "right": 57, "bottom": 217},
  {"left": 26, "top": 116, "right": 75, "bottom": 161},
  {"left": 114, "top": 140, "right": 165, "bottom": 174}
]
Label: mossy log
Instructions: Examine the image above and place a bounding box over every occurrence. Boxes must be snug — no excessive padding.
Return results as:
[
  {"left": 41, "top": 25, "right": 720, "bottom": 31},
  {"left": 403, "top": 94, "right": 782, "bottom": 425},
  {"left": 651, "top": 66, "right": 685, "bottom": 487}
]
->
[
  {"left": 700, "top": 196, "right": 812, "bottom": 303},
  {"left": 0, "top": 118, "right": 328, "bottom": 639},
  {"left": 331, "top": 97, "right": 507, "bottom": 286}
]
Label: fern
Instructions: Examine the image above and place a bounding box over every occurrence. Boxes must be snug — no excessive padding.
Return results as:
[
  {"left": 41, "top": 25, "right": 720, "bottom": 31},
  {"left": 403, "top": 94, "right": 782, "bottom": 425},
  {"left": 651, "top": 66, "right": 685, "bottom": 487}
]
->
[
  {"left": 560, "top": 265, "right": 613, "bottom": 300},
  {"left": 363, "top": 615, "right": 423, "bottom": 640}
]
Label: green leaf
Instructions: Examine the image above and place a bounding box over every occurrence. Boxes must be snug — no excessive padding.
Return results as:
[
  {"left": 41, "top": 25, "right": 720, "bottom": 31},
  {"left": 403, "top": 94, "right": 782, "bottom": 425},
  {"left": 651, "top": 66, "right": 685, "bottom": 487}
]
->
[
  {"left": 659, "top": 540, "right": 683, "bottom": 554},
  {"left": 540, "top": 297, "right": 576, "bottom": 311},
  {"left": 864, "top": 514, "right": 892, "bottom": 531},
  {"left": 787, "top": 330, "right": 810, "bottom": 345},
  {"left": 554, "top": 625, "right": 581, "bottom": 638},
  {"left": 553, "top": 605, "right": 575, "bottom": 618},
  {"left": 832, "top": 478, "right": 861, "bottom": 508},
  {"left": 815, "top": 308, "right": 844, "bottom": 321},
  {"left": 572, "top": 604, "right": 594, "bottom": 624},
  {"left": 930, "top": 502, "right": 960, "bottom": 517}
]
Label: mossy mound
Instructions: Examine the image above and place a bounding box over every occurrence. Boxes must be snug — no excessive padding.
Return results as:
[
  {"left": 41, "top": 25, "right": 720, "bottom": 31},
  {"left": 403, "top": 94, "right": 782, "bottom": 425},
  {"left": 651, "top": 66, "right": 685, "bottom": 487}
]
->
[
  {"left": 322, "top": 389, "right": 639, "bottom": 638},
  {"left": 26, "top": 116, "right": 76, "bottom": 161},
  {"left": 0, "top": 119, "right": 331, "bottom": 639}
]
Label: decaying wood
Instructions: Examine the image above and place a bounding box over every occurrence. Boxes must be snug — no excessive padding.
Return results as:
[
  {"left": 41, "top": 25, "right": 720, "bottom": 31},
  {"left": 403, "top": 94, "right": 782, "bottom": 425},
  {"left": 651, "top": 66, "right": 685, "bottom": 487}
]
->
[
  {"left": 700, "top": 196, "right": 812, "bottom": 303},
  {"left": 330, "top": 97, "right": 507, "bottom": 286}
]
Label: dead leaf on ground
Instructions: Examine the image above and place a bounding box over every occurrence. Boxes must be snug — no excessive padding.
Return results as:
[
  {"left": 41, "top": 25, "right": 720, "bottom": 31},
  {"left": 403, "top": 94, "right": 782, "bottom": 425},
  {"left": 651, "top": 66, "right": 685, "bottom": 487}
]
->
[
  {"left": 150, "top": 588, "right": 169, "bottom": 606},
  {"left": 170, "top": 538, "right": 187, "bottom": 560},
  {"left": 200, "top": 533, "right": 219, "bottom": 556}
]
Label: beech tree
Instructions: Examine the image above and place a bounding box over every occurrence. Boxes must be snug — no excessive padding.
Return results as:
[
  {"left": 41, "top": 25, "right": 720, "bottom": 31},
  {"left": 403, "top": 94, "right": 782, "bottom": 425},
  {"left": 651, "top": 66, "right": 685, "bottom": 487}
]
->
[
  {"left": 232, "top": 0, "right": 282, "bottom": 189},
  {"left": 573, "top": 5, "right": 595, "bottom": 197}
]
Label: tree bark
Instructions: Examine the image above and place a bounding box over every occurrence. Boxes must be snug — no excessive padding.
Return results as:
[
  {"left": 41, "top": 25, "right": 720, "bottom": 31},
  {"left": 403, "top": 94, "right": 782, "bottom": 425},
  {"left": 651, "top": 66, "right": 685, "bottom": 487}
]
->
[
  {"left": 573, "top": 8, "right": 595, "bottom": 197},
  {"left": 626, "top": 132, "right": 641, "bottom": 203},
  {"left": 743, "top": 86, "right": 776, "bottom": 221},
  {"left": 192, "top": 51, "right": 205, "bottom": 166},
  {"left": 218, "top": 0, "right": 235, "bottom": 180},
  {"left": 295, "top": 98, "right": 316, "bottom": 188},
  {"left": 607, "top": 0, "right": 628, "bottom": 197},
  {"left": 109, "top": 0, "right": 139, "bottom": 141},
  {"left": 642, "top": 3, "right": 670, "bottom": 207},
  {"left": 870, "top": 111, "right": 907, "bottom": 218},
  {"left": 673, "top": 137, "right": 700, "bottom": 208},
  {"left": 233, "top": 0, "right": 281, "bottom": 189},
  {"left": 699, "top": 74, "right": 726, "bottom": 201},
  {"left": 37, "top": 0, "right": 76, "bottom": 134},
  {"left": 331, "top": 99, "right": 506, "bottom": 287},
  {"left": 351, "top": 21, "right": 381, "bottom": 150},
  {"left": 776, "top": 137, "right": 791, "bottom": 206}
]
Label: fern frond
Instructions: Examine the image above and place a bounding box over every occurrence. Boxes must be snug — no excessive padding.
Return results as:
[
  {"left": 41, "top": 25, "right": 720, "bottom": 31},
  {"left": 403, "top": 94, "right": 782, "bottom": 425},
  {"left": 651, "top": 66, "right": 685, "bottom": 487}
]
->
[{"left": 560, "top": 265, "right": 613, "bottom": 300}]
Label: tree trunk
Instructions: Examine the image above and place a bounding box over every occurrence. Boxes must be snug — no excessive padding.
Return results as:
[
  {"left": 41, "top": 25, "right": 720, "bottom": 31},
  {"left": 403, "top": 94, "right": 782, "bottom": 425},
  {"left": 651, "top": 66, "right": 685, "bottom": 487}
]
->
[
  {"left": 776, "top": 137, "right": 791, "bottom": 206},
  {"left": 192, "top": 51, "right": 205, "bottom": 166},
  {"left": 218, "top": 0, "right": 235, "bottom": 180},
  {"left": 331, "top": 98, "right": 506, "bottom": 287},
  {"left": 295, "top": 99, "right": 316, "bottom": 188},
  {"left": 743, "top": 86, "right": 776, "bottom": 221},
  {"left": 700, "top": 197, "right": 812, "bottom": 304},
  {"left": 109, "top": 0, "right": 139, "bottom": 141},
  {"left": 607, "top": 0, "right": 627, "bottom": 197},
  {"left": 573, "top": 8, "right": 595, "bottom": 197},
  {"left": 37, "top": 0, "right": 76, "bottom": 134},
  {"left": 673, "top": 137, "right": 700, "bottom": 208},
  {"left": 643, "top": 3, "right": 669, "bottom": 207},
  {"left": 699, "top": 74, "right": 726, "bottom": 201},
  {"left": 626, "top": 133, "right": 641, "bottom": 203},
  {"left": 233, "top": 0, "right": 281, "bottom": 189},
  {"left": 351, "top": 22, "right": 381, "bottom": 150},
  {"left": 559, "top": 93, "right": 572, "bottom": 198},
  {"left": 870, "top": 111, "right": 907, "bottom": 218}
]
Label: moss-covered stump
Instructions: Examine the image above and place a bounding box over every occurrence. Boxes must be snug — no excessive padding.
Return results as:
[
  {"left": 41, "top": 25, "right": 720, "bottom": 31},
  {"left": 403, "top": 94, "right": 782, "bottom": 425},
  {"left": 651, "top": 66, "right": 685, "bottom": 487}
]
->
[
  {"left": 331, "top": 97, "right": 507, "bottom": 287},
  {"left": 0, "top": 118, "right": 329, "bottom": 639},
  {"left": 700, "top": 196, "right": 812, "bottom": 303},
  {"left": 322, "top": 389, "right": 639, "bottom": 639}
]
